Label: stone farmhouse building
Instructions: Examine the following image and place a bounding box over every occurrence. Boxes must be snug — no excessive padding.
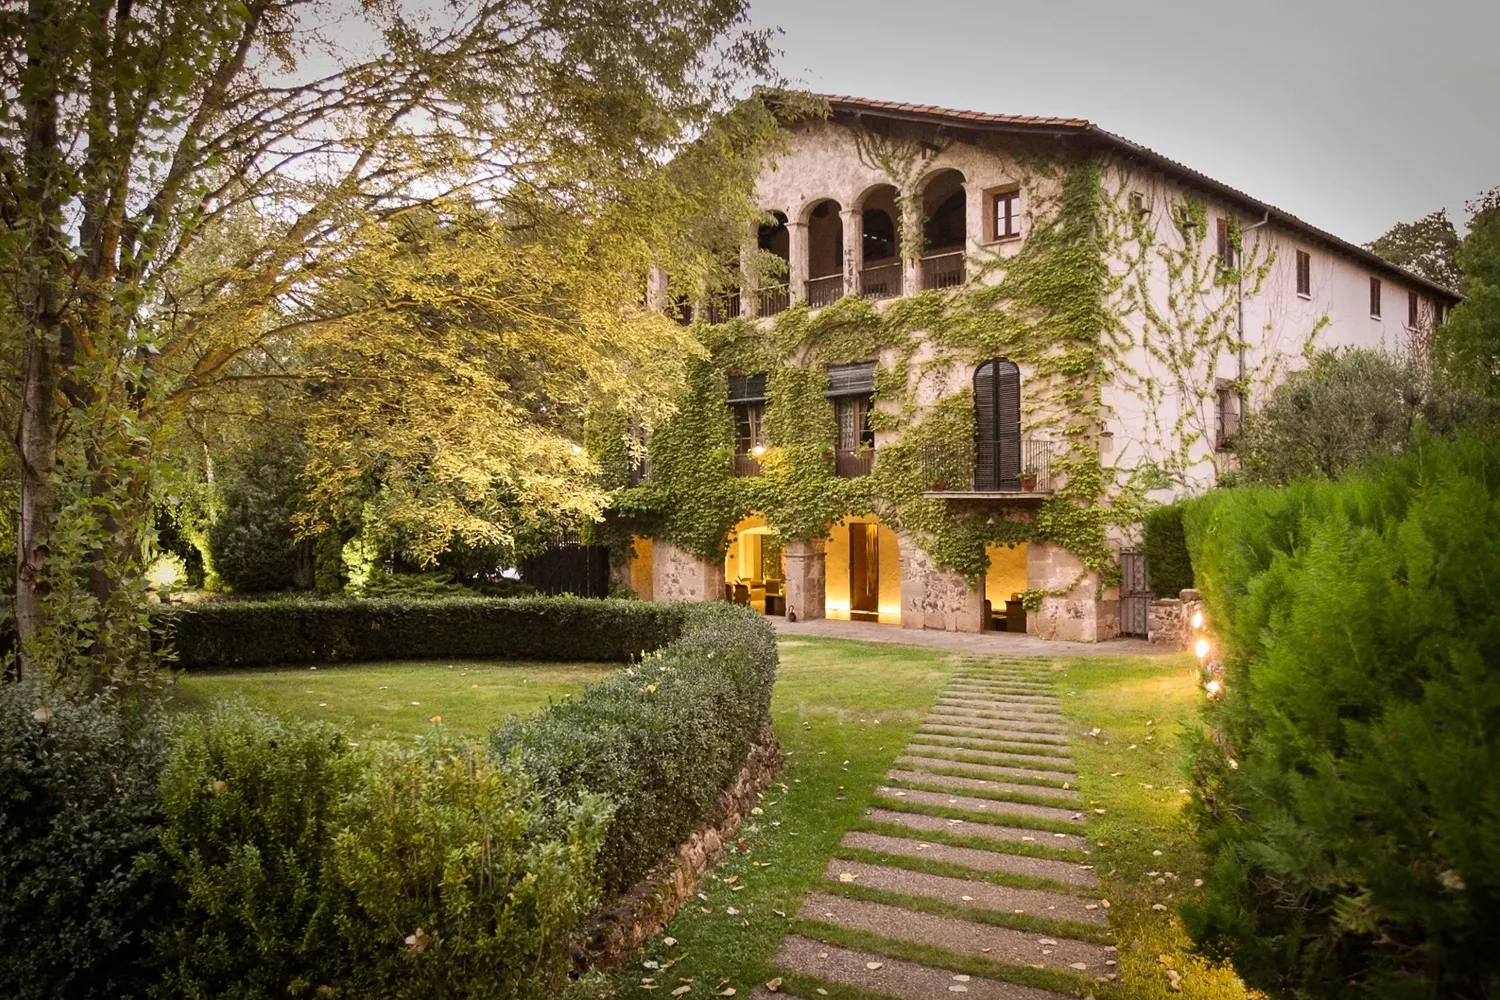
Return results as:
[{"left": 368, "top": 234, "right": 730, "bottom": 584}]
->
[{"left": 601, "top": 94, "right": 1461, "bottom": 641}]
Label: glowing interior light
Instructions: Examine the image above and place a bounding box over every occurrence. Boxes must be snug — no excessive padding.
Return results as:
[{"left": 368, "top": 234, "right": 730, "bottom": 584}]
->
[
  {"left": 1190, "top": 611, "right": 1204, "bottom": 629},
  {"left": 1205, "top": 679, "right": 1222, "bottom": 696},
  {"left": 751, "top": 444, "right": 766, "bottom": 457},
  {"left": 1194, "top": 638, "right": 1211, "bottom": 658}
]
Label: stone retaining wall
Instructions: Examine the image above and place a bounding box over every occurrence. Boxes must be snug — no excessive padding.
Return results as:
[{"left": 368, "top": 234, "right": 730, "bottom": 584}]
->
[
  {"left": 574, "top": 721, "right": 783, "bottom": 968},
  {"left": 1148, "top": 588, "right": 1203, "bottom": 649}
]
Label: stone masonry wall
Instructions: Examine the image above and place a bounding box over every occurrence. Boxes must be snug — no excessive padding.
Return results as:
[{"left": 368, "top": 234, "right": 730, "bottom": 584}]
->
[
  {"left": 1148, "top": 588, "right": 1203, "bottom": 649},
  {"left": 1026, "top": 542, "right": 1117, "bottom": 642},
  {"left": 899, "top": 532, "right": 983, "bottom": 632},
  {"left": 652, "top": 540, "right": 721, "bottom": 603}
]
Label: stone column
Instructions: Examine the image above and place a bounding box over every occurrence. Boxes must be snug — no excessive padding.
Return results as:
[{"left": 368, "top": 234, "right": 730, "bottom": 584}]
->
[
  {"left": 962, "top": 180, "right": 984, "bottom": 256},
  {"left": 786, "top": 220, "right": 809, "bottom": 304},
  {"left": 1025, "top": 542, "right": 1107, "bottom": 642},
  {"left": 897, "top": 531, "right": 983, "bottom": 632},
  {"left": 783, "top": 538, "right": 826, "bottom": 622},
  {"left": 841, "top": 207, "right": 862, "bottom": 297}
]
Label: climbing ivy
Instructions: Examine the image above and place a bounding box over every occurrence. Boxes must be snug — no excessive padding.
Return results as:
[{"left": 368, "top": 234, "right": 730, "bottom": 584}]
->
[{"left": 592, "top": 127, "right": 1321, "bottom": 589}]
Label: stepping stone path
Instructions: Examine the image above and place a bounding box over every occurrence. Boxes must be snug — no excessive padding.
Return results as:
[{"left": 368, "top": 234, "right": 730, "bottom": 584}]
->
[{"left": 755, "top": 658, "right": 1116, "bottom": 999}]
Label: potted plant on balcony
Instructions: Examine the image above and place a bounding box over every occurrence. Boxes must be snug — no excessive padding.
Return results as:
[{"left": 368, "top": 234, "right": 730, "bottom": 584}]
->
[{"left": 1019, "top": 465, "right": 1039, "bottom": 492}]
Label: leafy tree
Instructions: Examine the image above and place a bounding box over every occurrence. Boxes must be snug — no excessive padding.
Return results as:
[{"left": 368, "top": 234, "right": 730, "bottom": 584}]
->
[
  {"left": 1434, "top": 188, "right": 1500, "bottom": 396},
  {"left": 1233, "top": 349, "right": 1421, "bottom": 485},
  {"left": 1365, "top": 209, "right": 1465, "bottom": 292},
  {"left": 0, "top": 0, "right": 784, "bottom": 680}
]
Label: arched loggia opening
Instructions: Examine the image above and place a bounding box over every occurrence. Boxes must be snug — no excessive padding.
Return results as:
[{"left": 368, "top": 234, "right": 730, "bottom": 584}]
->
[
  {"left": 920, "top": 169, "right": 967, "bottom": 290},
  {"left": 754, "top": 211, "right": 790, "bottom": 317},
  {"left": 804, "top": 199, "right": 845, "bottom": 308},
  {"left": 858, "top": 184, "right": 901, "bottom": 300}
]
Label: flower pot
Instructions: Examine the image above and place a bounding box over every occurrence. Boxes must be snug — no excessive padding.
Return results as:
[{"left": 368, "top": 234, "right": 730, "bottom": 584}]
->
[{"left": 1020, "top": 475, "right": 1037, "bottom": 491}]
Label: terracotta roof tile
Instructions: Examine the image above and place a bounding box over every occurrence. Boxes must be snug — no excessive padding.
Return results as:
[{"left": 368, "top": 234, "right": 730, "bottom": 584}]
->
[{"left": 814, "top": 93, "right": 1091, "bottom": 129}]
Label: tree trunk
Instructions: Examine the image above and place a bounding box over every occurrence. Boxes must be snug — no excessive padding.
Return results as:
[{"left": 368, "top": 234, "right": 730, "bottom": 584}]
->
[{"left": 14, "top": 0, "right": 69, "bottom": 679}]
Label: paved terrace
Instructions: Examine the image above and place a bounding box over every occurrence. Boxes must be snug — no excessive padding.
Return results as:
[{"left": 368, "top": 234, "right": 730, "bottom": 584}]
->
[{"left": 772, "top": 617, "right": 1171, "bottom": 658}]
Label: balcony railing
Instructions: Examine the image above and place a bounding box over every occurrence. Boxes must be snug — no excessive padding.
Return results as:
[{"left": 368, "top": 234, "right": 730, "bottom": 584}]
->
[
  {"left": 859, "top": 262, "right": 903, "bottom": 300},
  {"left": 733, "top": 452, "right": 763, "bottom": 477},
  {"left": 920, "top": 251, "right": 966, "bottom": 291},
  {"left": 703, "top": 293, "right": 741, "bottom": 325},
  {"left": 805, "top": 273, "right": 845, "bottom": 309},
  {"left": 921, "top": 436, "right": 1056, "bottom": 493},
  {"left": 834, "top": 447, "right": 876, "bottom": 479},
  {"left": 753, "top": 283, "right": 790, "bottom": 318}
]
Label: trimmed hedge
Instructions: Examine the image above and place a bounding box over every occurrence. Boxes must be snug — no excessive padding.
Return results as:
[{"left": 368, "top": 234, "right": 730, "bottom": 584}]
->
[
  {"left": 2, "top": 596, "right": 778, "bottom": 997},
  {"left": 1141, "top": 503, "right": 1194, "bottom": 598},
  {"left": 493, "top": 601, "right": 777, "bottom": 895},
  {"left": 155, "top": 596, "right": 689, "bottom": 669},
  {"left": 1180, "top": 433, "right": 1500, "bottom": 998}
]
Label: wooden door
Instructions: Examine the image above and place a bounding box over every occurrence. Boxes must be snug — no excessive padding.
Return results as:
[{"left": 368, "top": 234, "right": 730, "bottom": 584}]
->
[{"left": 849, "top": 522, "right": 880, "bottom": 619}]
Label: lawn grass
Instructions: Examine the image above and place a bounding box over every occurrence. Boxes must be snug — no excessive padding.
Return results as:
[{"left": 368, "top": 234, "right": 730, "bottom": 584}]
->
[
  {"left": 1053, "top": 654, "right": 1262, "bottom": 1000},
  {"left": 603, "top": 636, "right": 958, "bottom": 997},
  {"left": 168, "top": 659, "right": 614, "bottom": 740}
]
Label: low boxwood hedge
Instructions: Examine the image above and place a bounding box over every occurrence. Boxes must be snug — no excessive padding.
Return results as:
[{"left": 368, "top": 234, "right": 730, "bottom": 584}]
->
[
  {"left": 154, "top": 596, "right": 689, "bottom": 669},
  {"left": 493, "top": 601, "right": 777, "bottom": 896}
]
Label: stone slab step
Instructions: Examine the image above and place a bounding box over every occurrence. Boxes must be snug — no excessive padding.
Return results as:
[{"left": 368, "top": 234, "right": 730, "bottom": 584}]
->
[
  {"left": 931, "top": 709, "right": 1068, "bottom": 733},
  {"left": 801, "top": 892, "right": 1114, "bottom": 972},
  {"left": 775, "top": 936, "right": 1077, "bottom": 1000},
  {"left": 825, "top": 860, "right": 1108, "bottom": 926},
  {"left": 864, "top": 807, "right": 1088, "bottom": 852},
  {"left": 900, "top": 743, "right": 1080, "bottom": 773},
  {"left": 875, "top": 787, "right": 1083, "bottom": 824},
  {"left": 945, "top": 687, "right": 1058, "bottom": 703},
  {"left": 924, "top": 717, "right": 1071, "bottom": 744},
  {"left": 885, "top": 769, "right": 1081, "bottom": 803},
  {"left": 841, "top": 830, "right": 1099, "bottom": 887},
  {"left": 951, "top": 681, "right": 1056, "bottom": 695},
  {"left": 938, "top": 701, "right": 1065, "bottom": 718},
  {"left": 920, "top": 726, "right": 1074, "bottom": 754},
  {"left": 898, "top": 754, "right": 1076, "bottom": 784}
]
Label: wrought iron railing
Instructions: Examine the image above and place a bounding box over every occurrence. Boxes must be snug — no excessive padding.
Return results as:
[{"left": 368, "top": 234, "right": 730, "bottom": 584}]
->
[
  {"left": 859, "top": 262, "right": 903, "bottom": 300},
  {"left": 921, "top": 436, "right": 1056, "bottom": 493},
  {"left": 805, "top": 273, "right": 845, "bottom": 309},
  {"left": 753, "top": 284, "right": 790, "bottom": 318},
  {"left": 703, "top": 293, "right": 741, "bottom": 325},
  {"left": 733, "top": 453, "right": 763, "bottom": 477},
  {"left": 919, "top": 250, "right": 965, "bottom": 290},
  {"left": 833, "top": 447, "right": 876, "bottom": 479}
]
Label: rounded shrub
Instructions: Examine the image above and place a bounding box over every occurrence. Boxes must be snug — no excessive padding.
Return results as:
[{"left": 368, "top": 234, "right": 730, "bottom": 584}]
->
[
  {"left": 0, "top": 684, "right": 168, "bottom": 1000},
  {"left": 1181, "top": 432, "right": 1500, "bottom": 998}
]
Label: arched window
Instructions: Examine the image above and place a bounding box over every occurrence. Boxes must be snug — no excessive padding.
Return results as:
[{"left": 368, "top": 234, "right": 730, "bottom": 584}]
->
[{"left": 974, "top": 359, "right": 1021, "bottom": 490}]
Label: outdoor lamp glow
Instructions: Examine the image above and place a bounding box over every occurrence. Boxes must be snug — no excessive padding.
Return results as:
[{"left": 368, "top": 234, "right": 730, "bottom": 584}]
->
[
  {"left": 1205, "top": 679, "right": 1222, "bottom": 696},
  {"left": 570, "top": 444, "right": 583, "bottom": 455},
  {"left": 1190, "top": 611, "right": 1204, "bottom": 629},
  {"left": 1194, "top": 637, "right": 1211, "bottom": 658}
]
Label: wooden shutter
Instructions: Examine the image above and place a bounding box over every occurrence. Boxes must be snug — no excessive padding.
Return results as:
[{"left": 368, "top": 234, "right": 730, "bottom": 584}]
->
[{"left": 974, "top": 359, "right": 1021, "bottom": 489}]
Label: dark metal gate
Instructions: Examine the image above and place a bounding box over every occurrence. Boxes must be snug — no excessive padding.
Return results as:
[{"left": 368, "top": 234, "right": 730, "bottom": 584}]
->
[
  {"left": 1120, "top": 550, "right": 1150, "bottom": 638},
  {"left": 519, "top": 543, "right": 611, "bottom": 598}
]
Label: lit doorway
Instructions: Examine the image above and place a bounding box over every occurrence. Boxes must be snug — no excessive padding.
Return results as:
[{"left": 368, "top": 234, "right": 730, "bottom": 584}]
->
[
  {"left": 984, "top": 542, "right": 1028, "bottom": 632},
  {"left": 826, "top": 516, "right": 901, "bottom": 625},
  {"left": 724, "top": 515, "right": 785, "bottom": 616}
]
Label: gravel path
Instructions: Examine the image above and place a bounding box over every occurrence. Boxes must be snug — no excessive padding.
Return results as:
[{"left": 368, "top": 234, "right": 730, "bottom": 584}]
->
[{"left": 760, "top": 659, "right": 1117, "bottom": 999}]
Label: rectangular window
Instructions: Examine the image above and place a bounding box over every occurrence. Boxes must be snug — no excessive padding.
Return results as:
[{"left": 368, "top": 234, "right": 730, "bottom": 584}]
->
[
  {"left": 834, "top": 395, "right": 875, "bottom": 451},
  {"left": 1295, "top": 250, "right": 1311, "bottom": 297},
  {"left": 1216, "top": 218, "right": 1234, "bottom": 268},
  {"left": 991, "top": 189, "right": 1021, "bottom": 241},
  {"left": 1408, "top": 290, "right": 1420, "bottom": 328},
  {"left": 1215, "top": 383, "right": 1241, "bottom": 450},
  {"left": 732, "top": 402, "right": 765, "bottom": 455},
  {"left": 1130, "top": 191, "right": 1149, "bottom": 218},
  {"left": 1370, "top": 277, "right": 1382, "bottom": 318}
]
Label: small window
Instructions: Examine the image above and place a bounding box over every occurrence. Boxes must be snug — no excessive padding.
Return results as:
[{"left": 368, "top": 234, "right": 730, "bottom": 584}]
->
[
  {"left": 1295, "top": 250, "right": 1311, "bottom": 297},
  {"left": 1215, "top": 218, "right": 1235, "bottom": 268},
  {"left": 1370, "top": 277, "right": 1382, "bottom": 318},
  {"left": 1408, "top": 290, "right": 1420, "bottom": 328},
  {"left": 991, "top": 189, "right": 1021, "bottom": 241},
  {"left": 1215, "top": 382, "right": 1241, "bottom": 451},
  {"left": 1130, "top": 192, "right": 1149, "bottom": 218},
  {"left": 1435, "top": 301, "right": 1446, "bottom": 325}
]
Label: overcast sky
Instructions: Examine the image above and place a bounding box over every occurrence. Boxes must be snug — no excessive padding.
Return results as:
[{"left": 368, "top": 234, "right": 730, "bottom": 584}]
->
[{"left": 746, "top": 0, "right": 1498, "bottom": 245}]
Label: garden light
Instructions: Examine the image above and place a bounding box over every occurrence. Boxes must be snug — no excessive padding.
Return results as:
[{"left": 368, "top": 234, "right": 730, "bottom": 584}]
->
[
  {"left": 1195, "top": 638, "right": 1211, "bottom": 659},
  {"left": 1190, "top": 611, "right": 1204, "bottom": 630},
  {"left": 1205, "top": 679, "right": 1222, "bottom": 697}
]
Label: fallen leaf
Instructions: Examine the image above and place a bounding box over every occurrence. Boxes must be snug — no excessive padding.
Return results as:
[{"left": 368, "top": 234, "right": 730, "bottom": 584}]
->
[
  {"left": 865, "top": 962, "right": 883, "bottom": 970},
  {"left": 764, "top": 978, "right": 782, "bottom": 992}
]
